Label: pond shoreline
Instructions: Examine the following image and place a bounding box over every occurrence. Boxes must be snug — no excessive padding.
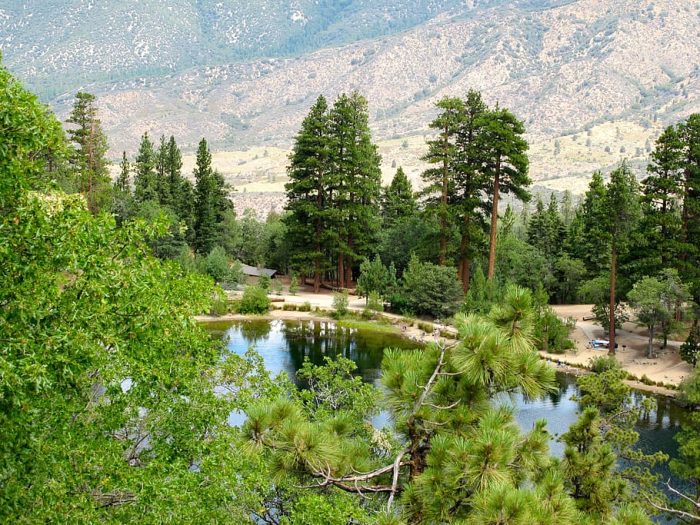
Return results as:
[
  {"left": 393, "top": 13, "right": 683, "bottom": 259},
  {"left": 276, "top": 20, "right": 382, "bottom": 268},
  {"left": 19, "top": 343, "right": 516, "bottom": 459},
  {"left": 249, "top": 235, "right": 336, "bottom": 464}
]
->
[{"left": 196, "top": 310, "right": 681, "bottom": 399}]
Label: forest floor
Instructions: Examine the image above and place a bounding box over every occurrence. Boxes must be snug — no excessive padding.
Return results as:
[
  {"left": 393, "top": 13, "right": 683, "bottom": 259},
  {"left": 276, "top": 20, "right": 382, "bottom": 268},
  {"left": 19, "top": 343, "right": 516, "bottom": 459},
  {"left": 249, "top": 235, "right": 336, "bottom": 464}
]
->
[{"left": 197, "top": 288, "right": 693, "bottom": 397}]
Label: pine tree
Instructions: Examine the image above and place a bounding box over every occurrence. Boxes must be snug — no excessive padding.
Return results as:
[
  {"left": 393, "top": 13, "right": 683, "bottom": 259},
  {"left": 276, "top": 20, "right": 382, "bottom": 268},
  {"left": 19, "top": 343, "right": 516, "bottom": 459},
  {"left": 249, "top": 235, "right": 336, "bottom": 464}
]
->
[
  {"left": 193, "top": 138, "right": 230, "bottom": 254},
  {"left": 115, "top": 151, "right": 130, "bottom": 193},
  {"left": 112, "top": 151, "right": 132, "bottom": 225},
  {"left": 678, "top": 114, "right": 700, "bottom": 304},
  {"left": 382, "top": 167, "right": 417, "bottom": 228},
  {"left": 328, "top": 92, "right": 382, "bottom": 288},
  {"left": 454, "top": 89, "right": 490, "bottom": 292},
  {"left": 285, "top": 96, "right": 331, "bottom": 292},
  {"left": 641, "top": 124, "right": 684, "bottom": 271},
  {"left": 481, "top": 107, "right": 530, "bottom": 280},
  {"left": 155, "top": 135, "right": 171, "bottom": 206},
  {"left": 578, "top": 171, "right": 609, "bottom": 275},
  {"left": 166, "top": 136, "right": 184, "bottom": 212},
  {"left": 133, "top": 133, "right": 158, "bottom": 203},
  {"left": 421, "top": 97, "right": 464, "bottom": 266},
  {"left": 603, "top": 163, "right": 642, "bottom": 353},
  {"left": 66, "top": 91, "right": 110, "bottom": 214}
]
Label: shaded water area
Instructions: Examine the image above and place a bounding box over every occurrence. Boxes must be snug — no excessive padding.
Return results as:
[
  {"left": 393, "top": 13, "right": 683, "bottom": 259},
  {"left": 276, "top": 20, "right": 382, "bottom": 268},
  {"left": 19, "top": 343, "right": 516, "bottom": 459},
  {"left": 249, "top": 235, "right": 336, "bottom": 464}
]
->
[{"left": 206, "top": 318, "right": 692, "bottom": 508}]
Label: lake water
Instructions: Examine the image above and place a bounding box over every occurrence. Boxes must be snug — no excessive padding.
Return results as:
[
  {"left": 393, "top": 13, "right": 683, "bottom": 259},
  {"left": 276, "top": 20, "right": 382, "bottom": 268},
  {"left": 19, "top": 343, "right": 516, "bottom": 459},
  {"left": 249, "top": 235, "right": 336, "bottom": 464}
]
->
[{"left": 206, "top": 318, "right": 690, "bottom": 497}]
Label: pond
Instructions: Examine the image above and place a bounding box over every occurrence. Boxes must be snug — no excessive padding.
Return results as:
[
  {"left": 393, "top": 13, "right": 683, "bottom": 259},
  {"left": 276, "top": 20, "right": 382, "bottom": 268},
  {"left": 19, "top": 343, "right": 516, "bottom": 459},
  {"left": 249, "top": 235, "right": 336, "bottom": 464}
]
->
[{"left": 206, "top": 318, "right": 691, "bottom": 503}]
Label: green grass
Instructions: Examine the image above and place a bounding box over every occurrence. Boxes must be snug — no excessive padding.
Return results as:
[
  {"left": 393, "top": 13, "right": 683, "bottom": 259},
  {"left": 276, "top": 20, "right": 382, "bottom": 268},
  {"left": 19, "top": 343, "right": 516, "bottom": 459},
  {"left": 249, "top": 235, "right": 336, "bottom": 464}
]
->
[{"left": 335, "top": 318, "right": 400, "bottom": 334}]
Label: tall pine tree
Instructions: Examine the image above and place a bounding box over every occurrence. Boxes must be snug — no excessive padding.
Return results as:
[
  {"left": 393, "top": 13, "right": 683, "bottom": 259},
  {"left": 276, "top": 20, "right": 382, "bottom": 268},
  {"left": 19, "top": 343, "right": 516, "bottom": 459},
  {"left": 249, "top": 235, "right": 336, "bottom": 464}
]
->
[
  {"left": 328, "top": 92, "right": 382, "bottom": 288},
  {"left": 133, "top": 133, "right": 158, "bottom": 203},
  {"left": 480, "top": 107, "right": 530, "bottom": 280},
  {"left": 193, "top": 138, "right": 230, "bottom": 254},
  {"left": 66, "top": 92, "right": 110, "bottom": 214},
  {"left": 421, "top": 97, "right": 464, "bottom": 266},
  {"left": 284, "top": 95, "right": 332, "bottom": 292}
]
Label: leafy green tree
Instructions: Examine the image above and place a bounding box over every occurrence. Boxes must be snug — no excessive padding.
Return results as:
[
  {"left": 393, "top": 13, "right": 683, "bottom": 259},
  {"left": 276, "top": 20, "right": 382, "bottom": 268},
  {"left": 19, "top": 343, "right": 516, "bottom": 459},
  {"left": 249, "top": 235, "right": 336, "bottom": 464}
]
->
[
  {"left": 481, "top": 107, "right": 530, "bottom": 280},
  {"left": 395, "top": 255, "right": 463, "bottom": 318},
  {"left": 627, "top": 276, "right": 672, "bottom": 358},
  {"left": 554, "top": 254, "right": 587, "bottom": 304},
  {"left": 578, "top": 274, "right": 629, "bottom": 333},
  {"left": 239, "top": 285, "right": 271, "bottom": 314},
  {"left": 382, "top": 166, "right": 417, "bottom": 228},
  {"left": 66, "top": 91, "right": 111, "bottom": 213},
  {"left": 133, "top": 132, "right": 158, "bottom": 203}
]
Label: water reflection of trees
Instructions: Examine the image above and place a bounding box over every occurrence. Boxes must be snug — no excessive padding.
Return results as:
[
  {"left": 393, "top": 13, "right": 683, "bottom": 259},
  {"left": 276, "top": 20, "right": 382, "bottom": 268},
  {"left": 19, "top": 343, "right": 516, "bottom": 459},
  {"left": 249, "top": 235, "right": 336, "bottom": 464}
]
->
[{"left": 238, "top": 319, "right": 273, "bottom": 345}]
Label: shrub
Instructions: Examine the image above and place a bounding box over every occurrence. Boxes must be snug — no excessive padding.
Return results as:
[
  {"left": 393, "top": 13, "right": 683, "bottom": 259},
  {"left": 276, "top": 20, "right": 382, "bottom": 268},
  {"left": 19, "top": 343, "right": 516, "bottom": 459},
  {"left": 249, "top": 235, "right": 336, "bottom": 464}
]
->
[
  {"left": 332, "top": 292, "right": 349, "bottom": 318},
  {"left": 298, "top": 301, "right": 312, "bottom": 312},
  {"left": 289, "top": 274, "right": 299, "bottom": 295},
  {"left": 590, "top": 355, "right": 620, "bottom": 374},
  {"left": 258, "top": 274, "right": 271, "bottom": 292},
  {"left": 282, "top": 303, "right": 297, "bottom": 311},
  {"left": 271, "top": 280, "right": 284, "bottom": 296},
  {"left": 680, "top": 325, "right": 700, "bottom": 366},
  {"left": 210, "top": 294, "right": 228, "bottom": 316},
  {"left": 417, "top": 321, "right": 434, "bottom": 334},
  {"left": 239, "top": 285, "right": 270, "bottom": 315},
  {"left": 394, "top": 256, "right": 463, "bottom": 318},
  {"left": 205, "top": 246, "right": 230, "bottom": 283}
]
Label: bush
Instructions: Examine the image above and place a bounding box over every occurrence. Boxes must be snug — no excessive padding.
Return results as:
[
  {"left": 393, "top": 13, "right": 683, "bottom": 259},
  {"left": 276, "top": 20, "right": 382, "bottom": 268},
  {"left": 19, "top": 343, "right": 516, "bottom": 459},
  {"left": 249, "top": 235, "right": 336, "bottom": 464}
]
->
[
  {"left": 362, "top": 291, "right": 384, "bottom": 319},
  {"left": 209, "top": 294, "right": 229, "bottom": 316},
  {"left": 258, "top": 274, "right": 271, "bottom": 292},
  {"left": 332, "top": 292, "right": 349, "bottom": 318},
  {"left": 393, "top": 256, "right": 463, "bottom": 318},
  {"left": 417, "top": 321, "right": 434, "bottom": 334},
  {"left": 590, "top": 355, "right": 620, "bottom": 374},
  {"left": 239, "top": 286, "right": 270, "bottom": 315},
  {"left": 298, "top": 301, "right": 312, "bottom": 312},
  {"left": 205, "top": 246, "right": 230, "bottom": 283},
  {"left": 680, "top": 325, "right": 700, "bottom": 365},
  {"left": 289, "top": 274, "right": 299, "bottom": 295},
  {"left": 282, "top": 303, "right": 297, "bottom": 311}
]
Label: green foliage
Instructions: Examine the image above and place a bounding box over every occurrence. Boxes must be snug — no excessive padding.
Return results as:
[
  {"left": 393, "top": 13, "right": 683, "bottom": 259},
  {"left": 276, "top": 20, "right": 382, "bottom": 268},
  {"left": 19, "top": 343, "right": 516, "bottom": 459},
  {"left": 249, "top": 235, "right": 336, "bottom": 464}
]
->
[
  {"left": 394, "top": 255, "right": 463, "bottom": 318},
  {"left": 239, "top": 285, "right": 271, "bottom": 314},
  {"left": 589, "top": 355, "right": 621, "bottom": 374},
  {"left": 66, "top": 91, "right": 111, "bottom": 214},
  {"left": 257, "top": 273, "right": 271, "bottom": 292},
  {"left": 332, "top": 291, "right": 350, "bottom": 318},
  {"left": 357, "top": 255, "right": 396, "bottom": 301},
  {"left": 289, "top": 273, "right": 300, "bottom": 295},
  {"left": 680, "top": 324, "right": 700, "bottom": 365}
]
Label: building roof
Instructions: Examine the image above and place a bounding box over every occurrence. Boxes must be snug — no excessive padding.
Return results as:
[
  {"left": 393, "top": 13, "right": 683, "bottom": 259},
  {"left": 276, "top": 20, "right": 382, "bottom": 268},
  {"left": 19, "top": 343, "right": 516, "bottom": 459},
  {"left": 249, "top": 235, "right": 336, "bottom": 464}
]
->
[{"left": 240, "top": 264, "right": 277, "bottom": 278}]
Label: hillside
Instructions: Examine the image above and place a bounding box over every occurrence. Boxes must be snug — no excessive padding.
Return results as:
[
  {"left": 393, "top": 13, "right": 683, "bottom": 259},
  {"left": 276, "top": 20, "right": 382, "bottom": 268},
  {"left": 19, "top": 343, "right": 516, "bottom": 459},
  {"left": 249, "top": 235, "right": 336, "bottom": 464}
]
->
[{"left": 2, "top": 0, "right": 700, "bottom": 202}]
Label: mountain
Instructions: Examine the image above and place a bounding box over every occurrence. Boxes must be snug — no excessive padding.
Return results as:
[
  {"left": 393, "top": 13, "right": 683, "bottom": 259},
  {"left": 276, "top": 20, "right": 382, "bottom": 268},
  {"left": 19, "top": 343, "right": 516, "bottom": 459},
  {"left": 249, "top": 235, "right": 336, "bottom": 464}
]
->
[{"left": 2, "top": 0, "right": 700, "bottom": 202}]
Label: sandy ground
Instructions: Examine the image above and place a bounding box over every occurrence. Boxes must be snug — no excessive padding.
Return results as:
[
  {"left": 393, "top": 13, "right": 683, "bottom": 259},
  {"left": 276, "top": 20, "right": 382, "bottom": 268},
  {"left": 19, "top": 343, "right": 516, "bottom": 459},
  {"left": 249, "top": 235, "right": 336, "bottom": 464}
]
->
[
  {"left": 547, "top": 305, "right": 693, "bottom": 395},
  {"left": 198, "top": 287, "right": 693, "bottom": 397}
]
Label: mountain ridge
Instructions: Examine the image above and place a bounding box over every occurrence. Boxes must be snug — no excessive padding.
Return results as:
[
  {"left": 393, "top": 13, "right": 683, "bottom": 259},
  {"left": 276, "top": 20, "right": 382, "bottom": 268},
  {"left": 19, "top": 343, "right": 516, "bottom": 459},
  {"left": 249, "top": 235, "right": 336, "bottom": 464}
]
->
[{"left": 2, "top": 0, "right": 699, "bottom": 196}]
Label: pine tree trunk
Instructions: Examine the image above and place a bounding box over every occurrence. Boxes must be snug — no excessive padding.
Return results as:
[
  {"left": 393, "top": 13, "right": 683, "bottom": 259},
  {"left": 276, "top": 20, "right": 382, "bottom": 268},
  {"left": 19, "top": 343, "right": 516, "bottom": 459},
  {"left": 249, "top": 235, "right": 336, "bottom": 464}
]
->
[
  {"left": 648, "top": 326, "right": 655, "bottom": 359},
  {"left": 459, "top": 215, "right": 471, "bottom": 292},
  {"left": 487, "top": 159, "right": 501, "bottom": 280},
  {"left": 313, "top": 256, "right": 321, "bottom": 293},
  {"left": 608, "top": 243, "right": 617, "bottom": 356},
  {"left": 338, "top": 253, "right": 345, "bottom": 289}
]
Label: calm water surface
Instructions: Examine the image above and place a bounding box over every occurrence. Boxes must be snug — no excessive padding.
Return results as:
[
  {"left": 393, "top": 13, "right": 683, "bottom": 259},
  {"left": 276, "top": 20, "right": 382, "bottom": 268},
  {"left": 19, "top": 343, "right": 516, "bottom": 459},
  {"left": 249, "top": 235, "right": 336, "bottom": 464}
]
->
[{"left": 207, "top": 319, "right": 691, "bottom": 501}]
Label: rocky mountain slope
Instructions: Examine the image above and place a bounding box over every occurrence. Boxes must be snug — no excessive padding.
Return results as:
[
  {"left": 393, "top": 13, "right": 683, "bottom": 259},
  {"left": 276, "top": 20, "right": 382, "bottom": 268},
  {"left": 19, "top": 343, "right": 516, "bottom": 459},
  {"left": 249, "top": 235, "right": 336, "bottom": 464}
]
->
[{"left": 2, "top": 0, "right": 700, "bottom": 199}]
